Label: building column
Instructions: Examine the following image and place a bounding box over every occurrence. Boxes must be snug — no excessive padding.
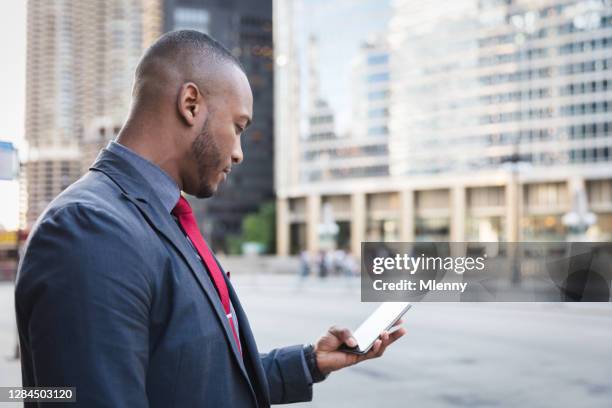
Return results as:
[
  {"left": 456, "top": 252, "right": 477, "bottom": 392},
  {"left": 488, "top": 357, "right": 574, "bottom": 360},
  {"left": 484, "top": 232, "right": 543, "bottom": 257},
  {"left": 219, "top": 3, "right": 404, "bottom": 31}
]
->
[
  {"left": 506, "top": 176, "right": 520, "bottom": 242},
  {"left": 400, "top": 189, "right": 415, "bottom": 241},
  {"left": 276, "top": 197, "right": 290, "bottom": 256},
  {"left": 450, "top": 185, "right": 466, "bottom": 241},
  {"left": 351, "top": 192, "right": 366, "bottom": 256},
  {"left": 567, "top": 175, "right": 586, "bottom": 204},
  {"left": 306, "top": 194, "right": 321, "bottom": 254}
]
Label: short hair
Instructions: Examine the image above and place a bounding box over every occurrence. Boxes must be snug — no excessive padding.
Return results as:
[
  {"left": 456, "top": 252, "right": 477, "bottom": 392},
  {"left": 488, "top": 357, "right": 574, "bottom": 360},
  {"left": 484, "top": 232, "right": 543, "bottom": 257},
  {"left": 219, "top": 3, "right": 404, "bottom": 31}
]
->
[
  {"left": 132, "top": 30, "right": 245, "bottom": 102},
  {"left": 137, "top": 30, "right": 244, "bottom": 76}
]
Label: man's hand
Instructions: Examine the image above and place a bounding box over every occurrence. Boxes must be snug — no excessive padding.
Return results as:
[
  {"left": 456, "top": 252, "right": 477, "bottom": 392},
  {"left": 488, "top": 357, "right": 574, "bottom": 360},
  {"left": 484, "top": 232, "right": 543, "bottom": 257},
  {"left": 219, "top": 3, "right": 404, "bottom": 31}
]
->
[{"left": 313, "top": 320, "right": 406, "bottom": 375}]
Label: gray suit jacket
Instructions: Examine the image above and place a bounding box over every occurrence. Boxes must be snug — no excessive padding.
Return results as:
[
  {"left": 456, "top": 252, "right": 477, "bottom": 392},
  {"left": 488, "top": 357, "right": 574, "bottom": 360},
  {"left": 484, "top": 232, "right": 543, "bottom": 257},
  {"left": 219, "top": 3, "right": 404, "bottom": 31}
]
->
[{"left": 15, "top": 148, "right": 313, "bottom": 407}]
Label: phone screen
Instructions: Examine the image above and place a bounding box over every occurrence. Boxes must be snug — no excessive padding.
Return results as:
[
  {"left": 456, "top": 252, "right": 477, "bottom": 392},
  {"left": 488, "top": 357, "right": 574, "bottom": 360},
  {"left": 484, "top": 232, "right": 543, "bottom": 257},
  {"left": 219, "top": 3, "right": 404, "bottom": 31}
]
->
[{"left": 350, "top": 302, "right": 411, "bottom": 354}]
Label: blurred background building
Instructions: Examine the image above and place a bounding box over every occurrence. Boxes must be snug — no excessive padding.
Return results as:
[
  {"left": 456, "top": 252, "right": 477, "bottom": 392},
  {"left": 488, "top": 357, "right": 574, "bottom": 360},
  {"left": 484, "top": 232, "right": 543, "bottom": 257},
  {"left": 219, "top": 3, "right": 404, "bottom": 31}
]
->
[
  {"left": 274, "top": 0, "right": 612, "bottom": 256},
  {"left": 23, "top": 0, "right": 273, "bottom": 252},
  {"left": 25, "top": 0, "right": 162, "bottom": 226},
  {"left": 17, "top": 0, "right": 612, "bottom": 257}
]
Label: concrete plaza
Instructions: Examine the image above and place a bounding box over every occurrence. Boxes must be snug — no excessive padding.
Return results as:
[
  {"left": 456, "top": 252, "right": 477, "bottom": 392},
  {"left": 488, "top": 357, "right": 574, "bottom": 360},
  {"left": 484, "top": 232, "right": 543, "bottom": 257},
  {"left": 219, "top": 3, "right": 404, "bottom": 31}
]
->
[{"left": 0, "top": 272, "right": 611, "bottom": 407}]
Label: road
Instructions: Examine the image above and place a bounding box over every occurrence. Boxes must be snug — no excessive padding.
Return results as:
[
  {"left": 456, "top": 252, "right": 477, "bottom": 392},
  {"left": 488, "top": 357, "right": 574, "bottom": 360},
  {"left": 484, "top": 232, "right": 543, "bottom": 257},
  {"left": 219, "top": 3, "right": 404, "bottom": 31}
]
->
[{"left": 1, "top": 274, "right": 611, "bottom": 407}]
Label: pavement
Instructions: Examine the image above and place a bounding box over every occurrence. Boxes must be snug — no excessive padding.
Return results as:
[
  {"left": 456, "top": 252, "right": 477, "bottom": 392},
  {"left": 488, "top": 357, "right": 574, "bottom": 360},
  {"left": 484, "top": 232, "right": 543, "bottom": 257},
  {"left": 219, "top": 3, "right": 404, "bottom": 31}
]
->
[{"left": 1, "top": 273, "right": 611, "bottom": 407}]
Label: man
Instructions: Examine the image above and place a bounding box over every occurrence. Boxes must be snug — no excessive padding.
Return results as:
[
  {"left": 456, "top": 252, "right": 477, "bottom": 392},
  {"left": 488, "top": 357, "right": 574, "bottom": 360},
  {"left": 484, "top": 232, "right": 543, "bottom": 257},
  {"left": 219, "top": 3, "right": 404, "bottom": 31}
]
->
[{"left": 15, "top": 31, "right": 406, "bottom": 407}]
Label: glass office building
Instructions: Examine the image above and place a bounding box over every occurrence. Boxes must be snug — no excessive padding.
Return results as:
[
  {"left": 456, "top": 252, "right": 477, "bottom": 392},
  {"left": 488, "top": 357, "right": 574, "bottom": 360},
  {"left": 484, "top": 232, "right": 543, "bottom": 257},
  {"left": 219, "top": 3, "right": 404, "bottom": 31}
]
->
[{"left": 274, "top": 0, "right": 612, "bottom": 255}]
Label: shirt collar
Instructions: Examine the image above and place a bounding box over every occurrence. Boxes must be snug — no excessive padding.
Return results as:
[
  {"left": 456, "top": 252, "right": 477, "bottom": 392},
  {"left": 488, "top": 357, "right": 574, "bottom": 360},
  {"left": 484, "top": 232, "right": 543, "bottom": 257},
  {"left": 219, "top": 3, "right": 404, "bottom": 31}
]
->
[{"left": 107, "top": 141, "right": 180, "bottom": 213}]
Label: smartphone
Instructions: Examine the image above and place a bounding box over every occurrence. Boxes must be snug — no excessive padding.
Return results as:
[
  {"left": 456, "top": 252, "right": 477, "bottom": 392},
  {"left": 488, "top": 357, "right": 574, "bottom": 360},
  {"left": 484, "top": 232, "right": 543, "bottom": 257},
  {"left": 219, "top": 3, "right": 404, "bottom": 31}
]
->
[{"left": 340, "top": 302, "right": 411, "bottom": 355}]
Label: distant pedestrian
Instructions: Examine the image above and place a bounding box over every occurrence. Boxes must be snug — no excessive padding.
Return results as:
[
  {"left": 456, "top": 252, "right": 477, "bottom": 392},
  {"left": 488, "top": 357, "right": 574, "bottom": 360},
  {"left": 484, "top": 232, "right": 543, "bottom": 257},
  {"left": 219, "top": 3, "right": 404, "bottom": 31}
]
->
[
  {"left": 299, "top": 250, "right": 311, "bottom": 278},
  {"left": 343, "top": 251, "right": 358, "bottom": 278},
  {"left": 318, "top": 250, "right": 329, "bottom": 278}
]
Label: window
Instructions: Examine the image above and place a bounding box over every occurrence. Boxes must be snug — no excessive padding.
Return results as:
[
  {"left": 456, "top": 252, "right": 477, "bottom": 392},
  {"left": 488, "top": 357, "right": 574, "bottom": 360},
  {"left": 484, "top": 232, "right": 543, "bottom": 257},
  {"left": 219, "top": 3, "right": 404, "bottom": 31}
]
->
[
  {"left": 368, "top": 90, "right": 389, "bottom": 100},
  {"left": 368, "top": 108, "right": 388, "bottom": 118},
  {"left": 367, "top": 72, "right": 389, "bottom": 83},
  {"left": 368, "top": 126, "right": 388, "bottom": 136},
  {"left": 367, "top": 54, "right": 389, "bottom": 65},
  {"left": 174, "top": 7, "right": 210, "bottom": 33}
]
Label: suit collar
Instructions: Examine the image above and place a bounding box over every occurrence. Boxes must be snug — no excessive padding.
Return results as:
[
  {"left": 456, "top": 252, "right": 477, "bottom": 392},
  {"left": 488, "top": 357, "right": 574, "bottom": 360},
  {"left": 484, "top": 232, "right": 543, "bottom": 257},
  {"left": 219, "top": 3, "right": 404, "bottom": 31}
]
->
[
  {"left": 106, "top": 141, "right": 180, "bottom": 214},
  {"left": 89, "top": 148, "right": 159, "bottom": 204}
]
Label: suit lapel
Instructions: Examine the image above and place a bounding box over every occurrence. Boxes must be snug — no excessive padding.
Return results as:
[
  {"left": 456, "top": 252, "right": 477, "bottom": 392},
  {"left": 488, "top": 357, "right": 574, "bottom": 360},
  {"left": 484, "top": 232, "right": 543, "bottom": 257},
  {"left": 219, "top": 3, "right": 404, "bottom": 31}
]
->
[
  {"left": 127, "top": 195, "right": 249, "bottom": 367},
  {"left": 224, "top": 273, "right": 271, "bottom": 407},
  {"left": 89, "top": 150, "right": 256, "bottom": 402}
]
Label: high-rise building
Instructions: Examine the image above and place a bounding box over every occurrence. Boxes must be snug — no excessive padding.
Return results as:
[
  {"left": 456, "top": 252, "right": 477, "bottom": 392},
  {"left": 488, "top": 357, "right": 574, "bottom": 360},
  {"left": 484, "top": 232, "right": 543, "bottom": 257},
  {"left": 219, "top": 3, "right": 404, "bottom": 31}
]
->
[
  {"left": 25, "top": 0, "right": 162, "bottom": 226},
  {"left": 164, "top": 0, "right": 274, "bottom": 252},
  {"left": 388, "top": 0, "right": 612, "bottom": 176},
  {"left": 348, "top": 36, "right": 390, "bottom": 177},
  {"left": 274, "top": 0, "right": 612, "bottom": 255},
  {"left": 387, "top": 0, "right": 612, "bottom": 242},
  {"left": 299, "top": 36, "right": 391, "bottom": 184},
  {"left": 301, "top": 35, "right": 339, "bottom": 183}
]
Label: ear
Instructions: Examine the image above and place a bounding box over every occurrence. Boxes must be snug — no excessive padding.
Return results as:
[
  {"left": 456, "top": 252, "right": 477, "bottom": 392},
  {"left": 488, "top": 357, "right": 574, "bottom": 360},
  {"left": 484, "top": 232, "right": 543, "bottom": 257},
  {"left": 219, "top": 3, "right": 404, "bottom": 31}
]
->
[{"left": 177, "top": 82, "right": 205, "bottom": 126}]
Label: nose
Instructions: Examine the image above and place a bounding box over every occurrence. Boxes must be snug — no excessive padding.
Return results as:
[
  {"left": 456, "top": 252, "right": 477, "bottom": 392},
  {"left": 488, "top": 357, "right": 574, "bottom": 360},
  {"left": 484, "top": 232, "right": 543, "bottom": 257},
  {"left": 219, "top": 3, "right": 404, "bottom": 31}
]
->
[{"left": 231, "top": 137, "right": 243, "bottom": 165}]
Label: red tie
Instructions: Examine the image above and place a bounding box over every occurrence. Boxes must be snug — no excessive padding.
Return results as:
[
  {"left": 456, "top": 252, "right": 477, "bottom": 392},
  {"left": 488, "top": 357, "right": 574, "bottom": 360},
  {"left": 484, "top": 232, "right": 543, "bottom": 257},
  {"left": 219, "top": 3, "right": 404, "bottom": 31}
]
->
[{"left": 172, "top": 196, "right": 241, "bottom": 354}]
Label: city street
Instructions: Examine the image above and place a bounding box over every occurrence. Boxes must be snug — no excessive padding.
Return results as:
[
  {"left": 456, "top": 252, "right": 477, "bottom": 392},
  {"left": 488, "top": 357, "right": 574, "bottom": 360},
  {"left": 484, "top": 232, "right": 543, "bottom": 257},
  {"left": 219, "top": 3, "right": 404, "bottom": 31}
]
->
[
  {"left": 2, "top": 0, "right": 612, "bottom": 406},
  {"left": 1, "top": 273, "right": 611, "bottom": 407}
]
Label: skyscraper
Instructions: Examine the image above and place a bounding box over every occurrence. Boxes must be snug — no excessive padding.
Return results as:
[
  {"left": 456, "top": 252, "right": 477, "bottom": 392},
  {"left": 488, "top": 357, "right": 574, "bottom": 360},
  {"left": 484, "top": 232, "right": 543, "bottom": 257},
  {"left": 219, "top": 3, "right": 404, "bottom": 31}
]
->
[
  {"left": 25, "top": 0, "right": 162, "bottom": 226},
  {"left": 349, "top": 36, "right": 390, "bottom": 178},
  {"left": 387, "top": 0, "right": 612, "bottom": 240},
  {"left": 274, "top": 0, "right": 612, "bottom": 255}
]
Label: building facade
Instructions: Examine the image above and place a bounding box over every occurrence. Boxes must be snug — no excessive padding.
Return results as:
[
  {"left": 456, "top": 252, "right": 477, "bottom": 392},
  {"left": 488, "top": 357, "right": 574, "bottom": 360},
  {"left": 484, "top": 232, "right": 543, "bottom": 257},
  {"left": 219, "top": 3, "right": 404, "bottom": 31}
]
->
[
  {"left": 25, "top": 0, "right": 162, "bottom": 226},
  {"left": 274, "top": 0, "right": 612, "bottom": 256}
]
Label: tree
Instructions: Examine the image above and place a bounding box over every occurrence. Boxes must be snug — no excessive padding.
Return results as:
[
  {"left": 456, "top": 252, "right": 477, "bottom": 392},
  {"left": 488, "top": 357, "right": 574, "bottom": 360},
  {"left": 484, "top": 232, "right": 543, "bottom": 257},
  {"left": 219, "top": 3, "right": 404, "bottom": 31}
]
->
[{"left": 228, "top": 201, "right": 276, "bottom": 254}]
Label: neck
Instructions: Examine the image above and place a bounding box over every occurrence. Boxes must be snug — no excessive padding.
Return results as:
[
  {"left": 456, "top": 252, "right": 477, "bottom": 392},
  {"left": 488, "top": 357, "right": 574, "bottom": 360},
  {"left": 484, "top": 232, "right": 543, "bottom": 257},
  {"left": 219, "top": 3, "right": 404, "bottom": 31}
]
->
[{"left": 116, "top": 115, "right": 184, "bottom": 191}]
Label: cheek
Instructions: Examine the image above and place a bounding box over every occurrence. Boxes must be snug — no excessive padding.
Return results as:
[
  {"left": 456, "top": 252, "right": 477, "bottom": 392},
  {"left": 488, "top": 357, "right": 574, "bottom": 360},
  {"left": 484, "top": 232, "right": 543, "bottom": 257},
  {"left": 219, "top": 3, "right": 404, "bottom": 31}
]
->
[{"left": 220, "top": 131, "right": 236, "bottom": 156}]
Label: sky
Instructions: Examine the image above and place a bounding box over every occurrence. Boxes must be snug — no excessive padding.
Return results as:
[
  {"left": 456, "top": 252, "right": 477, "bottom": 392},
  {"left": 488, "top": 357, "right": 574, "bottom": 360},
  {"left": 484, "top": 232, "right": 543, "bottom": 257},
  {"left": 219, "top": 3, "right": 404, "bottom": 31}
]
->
[
  {"left": 299, "top": 0, "right": 390, "bottom": 136},
  {"left": 0, "top": 1, "right": 26, "bottom": 230}
]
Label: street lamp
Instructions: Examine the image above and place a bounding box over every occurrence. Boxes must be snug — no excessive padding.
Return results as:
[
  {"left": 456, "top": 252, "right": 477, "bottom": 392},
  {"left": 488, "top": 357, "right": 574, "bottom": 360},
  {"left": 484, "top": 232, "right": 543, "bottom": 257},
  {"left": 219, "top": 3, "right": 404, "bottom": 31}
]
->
[
  {"left": 562, "top": 186, "right": 597, "bottom": 240},
  {"left": 501, "top": 11, "right": 540, "bottom": 286}
]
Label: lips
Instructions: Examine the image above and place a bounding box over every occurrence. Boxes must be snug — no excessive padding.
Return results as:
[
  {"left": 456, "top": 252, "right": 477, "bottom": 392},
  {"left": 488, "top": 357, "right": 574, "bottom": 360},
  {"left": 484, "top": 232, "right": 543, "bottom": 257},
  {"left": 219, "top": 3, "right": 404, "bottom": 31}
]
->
[{"left": 220, "top": 167, "right": 231, "bottom": 182}]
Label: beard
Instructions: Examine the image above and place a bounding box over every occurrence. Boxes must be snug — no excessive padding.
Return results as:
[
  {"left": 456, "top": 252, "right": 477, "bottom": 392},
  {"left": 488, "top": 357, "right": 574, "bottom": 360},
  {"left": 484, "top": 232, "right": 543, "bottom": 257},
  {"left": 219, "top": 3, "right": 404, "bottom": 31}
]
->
[{"left": 190, "top": 117, "right": 224, "bottom": 198}]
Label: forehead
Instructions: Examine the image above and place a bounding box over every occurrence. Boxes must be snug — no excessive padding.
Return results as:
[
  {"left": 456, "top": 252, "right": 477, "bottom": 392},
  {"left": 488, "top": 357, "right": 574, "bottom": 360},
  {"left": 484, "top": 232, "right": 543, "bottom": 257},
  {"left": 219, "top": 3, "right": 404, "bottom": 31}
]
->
[{"left": 218, "top": 64, "right": 253, "bottom": 118}]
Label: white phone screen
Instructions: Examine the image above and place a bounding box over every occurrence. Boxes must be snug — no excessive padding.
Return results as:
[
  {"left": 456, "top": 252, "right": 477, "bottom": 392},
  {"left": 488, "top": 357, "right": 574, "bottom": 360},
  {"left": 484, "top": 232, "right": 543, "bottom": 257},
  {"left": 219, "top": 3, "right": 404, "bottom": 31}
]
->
[{"left": 352, "top": 302, "right": 411, "bottom": 353}]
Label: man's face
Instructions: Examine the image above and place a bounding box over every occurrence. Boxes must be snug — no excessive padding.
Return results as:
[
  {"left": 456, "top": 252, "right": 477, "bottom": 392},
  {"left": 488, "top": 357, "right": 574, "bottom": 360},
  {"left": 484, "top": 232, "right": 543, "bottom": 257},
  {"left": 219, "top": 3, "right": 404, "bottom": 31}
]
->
[{"left": 187, "top": 65, "right": 253, "bottom": 198}]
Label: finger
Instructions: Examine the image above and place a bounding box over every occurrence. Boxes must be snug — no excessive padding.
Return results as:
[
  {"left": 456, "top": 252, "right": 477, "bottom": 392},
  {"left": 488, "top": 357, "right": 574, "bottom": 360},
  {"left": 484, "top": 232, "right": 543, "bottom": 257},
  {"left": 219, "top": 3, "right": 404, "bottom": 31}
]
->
[
  {"left": 374, "top": 329, "right": 398, "bottom": 359},
  {"left": 328, "top": 326, "right": 357, "bottom": 348},
  {"left": 391, "top": 318, "right": 404, "bottom": 328},
  {"left": 388, "top": 319, "right": 406, "bottom": 334},
  {"left": 369, "top": 339, "right": 382, "bottom": 357},
  {"left": 376, "top": 331, "right": 391, "bottom": 357},
  {"left": 356, "top": 336, "right": 383, "bottom": 361},
  {"left": 381, "top": 331, "right": 390, "bottom": 342},
  {"left": 378, "top": 328, "right": 405, "bottom": 352},
  {"left": 359, "top": 328, "right": 407, "bottom": 362},
  {"left": 384, "top": 327, "right": 406, "bottom": 346}
]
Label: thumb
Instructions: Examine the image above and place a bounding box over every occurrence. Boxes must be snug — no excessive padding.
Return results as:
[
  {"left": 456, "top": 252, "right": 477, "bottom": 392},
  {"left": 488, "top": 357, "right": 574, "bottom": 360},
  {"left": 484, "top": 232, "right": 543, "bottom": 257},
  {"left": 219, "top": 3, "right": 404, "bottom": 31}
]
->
[{"left": 328, "top": 326, "right": 357, "bottom": 348}]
